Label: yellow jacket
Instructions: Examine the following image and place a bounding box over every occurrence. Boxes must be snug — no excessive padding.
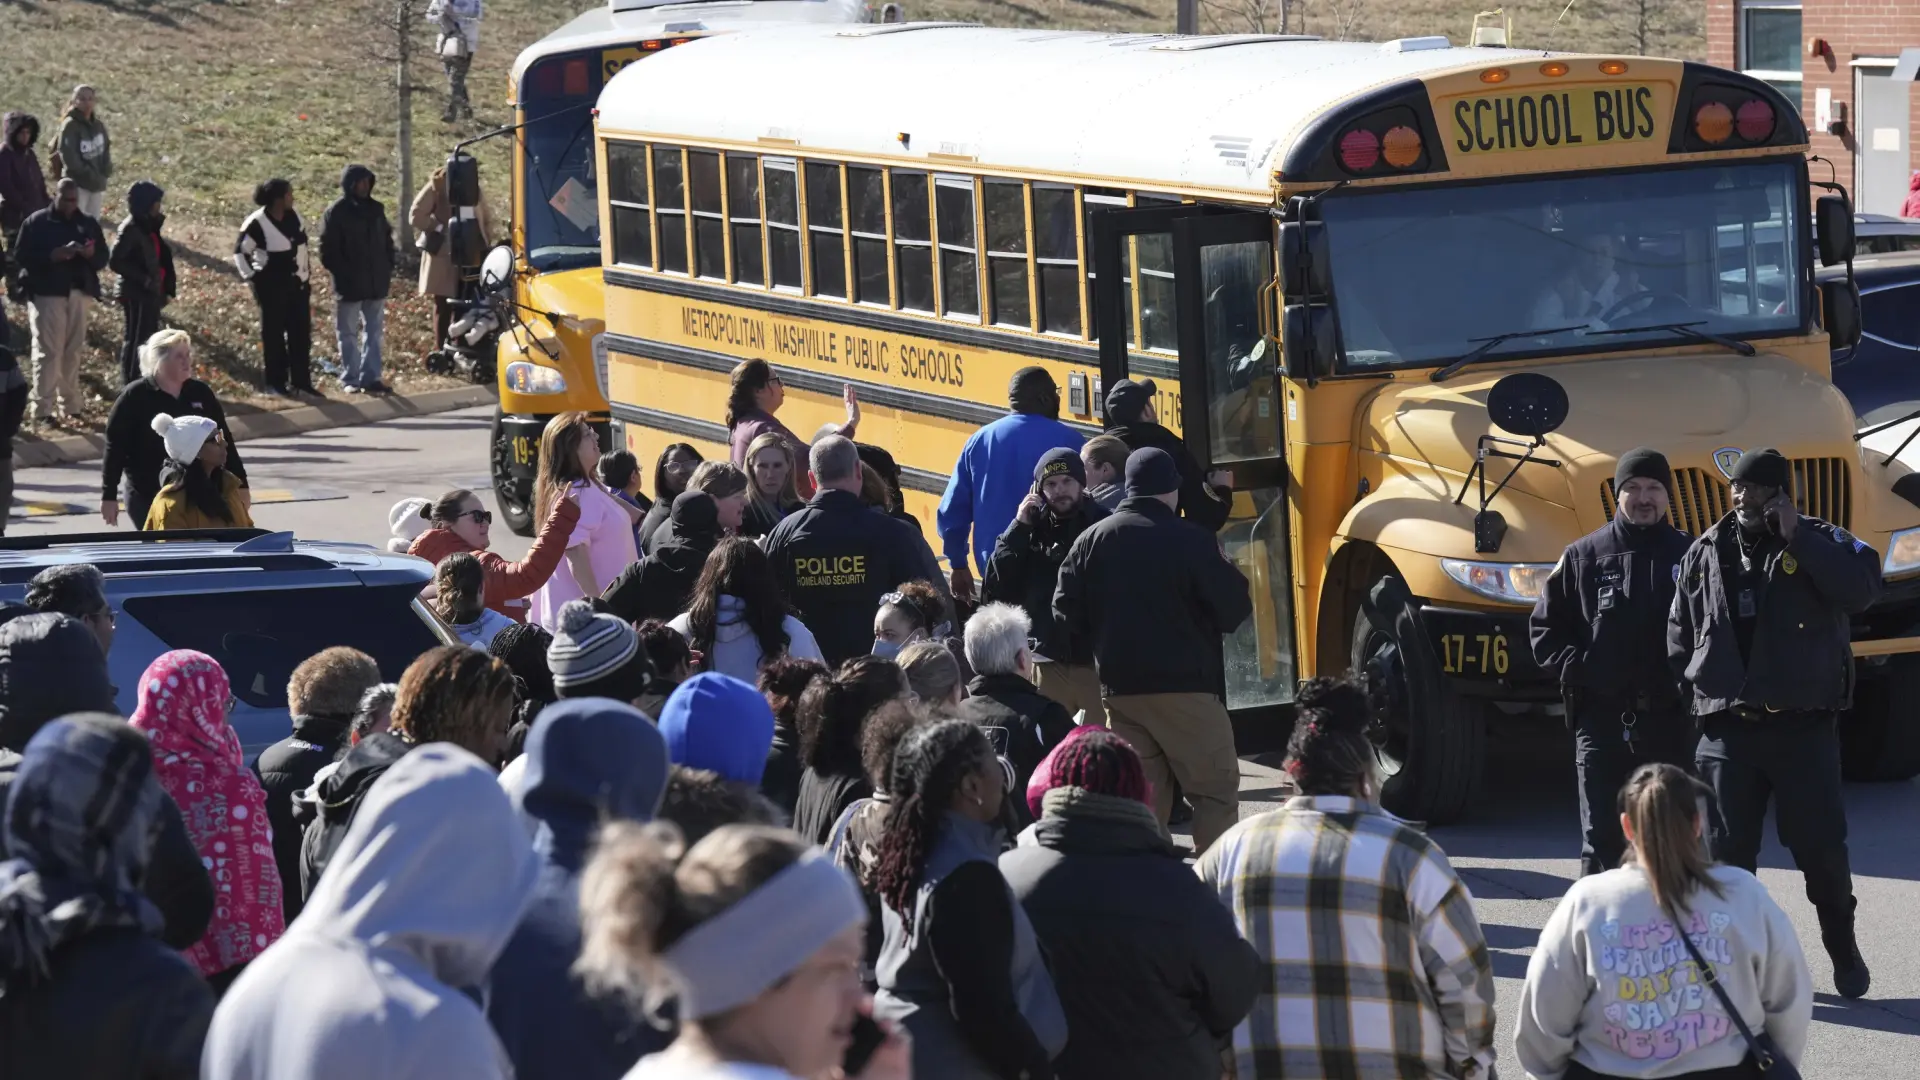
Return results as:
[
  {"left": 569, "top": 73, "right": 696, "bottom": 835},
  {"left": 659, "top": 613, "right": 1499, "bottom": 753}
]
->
[{"left": 143, "top": 471, "right": 254, "bottom": 531}]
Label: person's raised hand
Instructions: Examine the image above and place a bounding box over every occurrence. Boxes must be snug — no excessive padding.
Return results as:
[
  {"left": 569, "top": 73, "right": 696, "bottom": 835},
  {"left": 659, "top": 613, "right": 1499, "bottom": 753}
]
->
[
  {"left": 842, "top": 383, "right": 861, "bottom": 433},
  {"left": 1016, "top": 492, "right": 1045, "bottom": 526}
]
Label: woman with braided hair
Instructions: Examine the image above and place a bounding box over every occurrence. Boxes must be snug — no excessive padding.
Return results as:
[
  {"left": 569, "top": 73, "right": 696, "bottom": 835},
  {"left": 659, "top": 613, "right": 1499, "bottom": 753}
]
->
[
  {"left": 870, "top": 719, "right": 1065, "bottom": 1080},
  {"left": 1000, "top": 728, "right": 1258, "bottom": 1080}
]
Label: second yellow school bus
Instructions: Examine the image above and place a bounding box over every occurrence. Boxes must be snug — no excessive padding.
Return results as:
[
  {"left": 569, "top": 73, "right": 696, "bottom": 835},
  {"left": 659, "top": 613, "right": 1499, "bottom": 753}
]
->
[{"left": 592, "top": 23, "right": 1920, "bottom": 821}]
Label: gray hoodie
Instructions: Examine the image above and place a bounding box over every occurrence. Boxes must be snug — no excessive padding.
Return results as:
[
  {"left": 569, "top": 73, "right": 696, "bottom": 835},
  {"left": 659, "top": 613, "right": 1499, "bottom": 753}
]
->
[
  {"left": 201, "top": 744, "right": 540, "bottom": 1080},
  {"left": 667, "top": 595, "right": 824, "bottom": 684}
]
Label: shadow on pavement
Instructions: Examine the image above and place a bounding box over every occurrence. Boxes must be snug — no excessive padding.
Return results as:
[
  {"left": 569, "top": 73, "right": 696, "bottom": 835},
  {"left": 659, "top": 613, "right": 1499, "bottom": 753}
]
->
[{"left": 1812, "top": 994, "right": 1920, "bottom": 1034}]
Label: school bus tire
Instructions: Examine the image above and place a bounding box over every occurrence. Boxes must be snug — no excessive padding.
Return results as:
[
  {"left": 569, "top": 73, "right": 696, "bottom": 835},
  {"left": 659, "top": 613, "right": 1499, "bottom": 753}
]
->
[
  {"left": 1841, "top": 654, "right": 1920, "bottom": 782},
  {"left": 1350, "top": 573, "right": 1485, "bottom": 824},
  {"left": 490, "top": 408, "right": 536, "bottom": 538}
]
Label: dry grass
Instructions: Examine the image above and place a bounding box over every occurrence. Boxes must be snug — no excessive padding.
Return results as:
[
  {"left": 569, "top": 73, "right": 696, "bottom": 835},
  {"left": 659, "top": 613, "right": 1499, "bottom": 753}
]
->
[{"left": 0, "top": 0, "right": 1699, "bottom": 432}]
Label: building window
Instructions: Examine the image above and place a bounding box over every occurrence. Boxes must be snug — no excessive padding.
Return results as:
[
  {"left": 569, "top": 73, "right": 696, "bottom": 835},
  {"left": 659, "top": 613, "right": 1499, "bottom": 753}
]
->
[
  {"left": 1738, "top": 0, "right": 1802, "bottom": 112},
  {"left": 606, "top": 141, "right": 651, "bottom": 269}
]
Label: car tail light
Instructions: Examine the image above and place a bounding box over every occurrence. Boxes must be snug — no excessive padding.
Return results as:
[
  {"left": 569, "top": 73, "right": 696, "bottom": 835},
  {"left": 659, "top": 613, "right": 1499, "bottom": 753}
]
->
[
  {"left": 1339, "top": 129, "right": 1381, "bottom": 172},
  {"left": 1694, "top": 102, "right": 1734, "bottom": 144}
]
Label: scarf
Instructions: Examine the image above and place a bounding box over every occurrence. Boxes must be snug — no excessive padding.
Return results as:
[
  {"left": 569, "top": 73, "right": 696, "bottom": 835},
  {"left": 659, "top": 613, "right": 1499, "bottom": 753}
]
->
[
  {"left": 128, "top": 650, "right": 284, "bottom": 977},
  {"left": 1040, "top": 785, "right": 1164, "bottom": 832},
  {"left": 0, "top": 714, "right": 166, "bottom": 995}
]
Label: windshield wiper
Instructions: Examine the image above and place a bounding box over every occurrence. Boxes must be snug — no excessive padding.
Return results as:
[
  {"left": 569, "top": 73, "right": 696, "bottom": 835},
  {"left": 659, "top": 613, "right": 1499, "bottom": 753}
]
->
[
  {"left": 1430, "top": 324, "right": 1587, "bottom": 382},
  {"left": 1583, "top": 321, "right": 1756, "bottom": 356}
]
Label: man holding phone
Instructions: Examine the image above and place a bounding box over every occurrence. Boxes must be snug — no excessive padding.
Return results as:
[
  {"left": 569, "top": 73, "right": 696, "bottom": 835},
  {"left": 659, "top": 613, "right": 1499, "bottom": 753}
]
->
[
  {"left": 1668, "top": 447, "right": 1880, "bottom": 999},
  {"left": 14, "top": 177, "right": 107, "bottom": 426}
]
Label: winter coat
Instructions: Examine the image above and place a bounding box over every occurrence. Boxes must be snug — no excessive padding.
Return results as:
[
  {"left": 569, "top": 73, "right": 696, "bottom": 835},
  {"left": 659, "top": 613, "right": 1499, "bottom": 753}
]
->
[
  {"left": 1530, "top": 515, "right": 1693, "bottom": 702},
  {"left": 451, "top": 607, "right": 516, "bottom": 649},
  {"left": 999, "top": 788, "right": 1261, "bottom": 1080},
  {"left": 793, "top": 768, "right": 871, "bottom": 846},
  {"left": 15, "top": 204, "right": 107, "bottom": 298},
  {"left": 1054, "top": 497, "right": 1252, "bottom": 697},
  {"left": 233, "top": 207, "right": 310, "bottom": 292},
  {"left": 110, "top": 213, "right": 176, "bottom": 306},
  {"left": 0, "top": 113, "right": 50, "bottom": 234},
  {"left": 1904, "top": 172, "right": 1920, "bottom": 220},
  {"left": 936, "top": 413, "right": 1086, "bottom": 574},
  {"left": 320, "top": 165, "right": 396, "bottom": 303},
  {"left": 0, "top": 926, "right": 213, "bottom": 1080},
  {"left": 55, "top": 108, "right": 111, "bottom": 194},
  {"left": 409, "top": 170, "right": 491, "bottom": 298},
  {"left": 602, "top": 499, "right": 720, "bottom": 626},
  {"left": 764, "top": 488, "right": 948, "bottom": 667},
  {"left": 143, "top": 470, "right": 254, "bottom": 531},
  {"left": 666, "top": 596, "right": 825, "bottom": 682},
  {"left": 981, "top": 499, "right": 1109, "bottom": 664},
  {"left": 956, "top": 673, "right": 1075, "bottom": 824},
  {"left": 409, "top": 495, "right": 581, "bottom": 622},
  {"left": 488, "top": 699, "right": 672, "bottom": 1080},
  {"left": 293, "top": 732, "right": 412, "bottom": 901},
  {"left": 0, "top": 346, "right": 26, "bottom": 457},
  {"left": 101, "top": 377, "right": 248, "bottom": 507},
  {"left": 252, "top": 713, "right": 352, "bottom": 924},
  {"left": 1105, "top": 421, "right": 1231, "bottom": 532},
  {"left": 203, "top": 746, "right": 540, "bottom": 1080}
]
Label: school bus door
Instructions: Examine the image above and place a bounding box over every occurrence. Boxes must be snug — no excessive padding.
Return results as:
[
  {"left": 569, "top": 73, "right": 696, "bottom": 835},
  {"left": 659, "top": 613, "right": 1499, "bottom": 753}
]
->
[{"left": 1090, "top": 207, "right": 1297, "bottom": 743}]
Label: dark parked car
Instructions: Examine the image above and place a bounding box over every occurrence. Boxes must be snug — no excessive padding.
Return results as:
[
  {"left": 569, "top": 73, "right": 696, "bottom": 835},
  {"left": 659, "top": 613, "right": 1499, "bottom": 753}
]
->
[
  {"left": 0, "top": 529, "right": 453, "bottom": 756},
  {"left": 1821, "top": 249, "right": 1920, "bottom": 428}
]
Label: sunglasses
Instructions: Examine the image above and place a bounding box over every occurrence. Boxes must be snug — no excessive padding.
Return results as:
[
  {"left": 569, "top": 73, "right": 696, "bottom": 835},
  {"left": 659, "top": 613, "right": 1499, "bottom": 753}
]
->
[{"left": 460, "top": 508, "right": 494, "bottom": 525}]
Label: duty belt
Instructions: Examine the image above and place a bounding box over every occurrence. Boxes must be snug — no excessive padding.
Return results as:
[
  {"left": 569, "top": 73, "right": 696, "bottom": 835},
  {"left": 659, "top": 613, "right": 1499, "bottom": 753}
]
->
[{"left": 1728, "top": 704, "right": 1822, "bottom": 722}]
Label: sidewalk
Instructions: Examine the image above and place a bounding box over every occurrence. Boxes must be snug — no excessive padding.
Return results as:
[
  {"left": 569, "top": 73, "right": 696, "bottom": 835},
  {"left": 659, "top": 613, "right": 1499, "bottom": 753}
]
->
[{"left": 13, "top": 385, "right": 500, "bottom": 469}]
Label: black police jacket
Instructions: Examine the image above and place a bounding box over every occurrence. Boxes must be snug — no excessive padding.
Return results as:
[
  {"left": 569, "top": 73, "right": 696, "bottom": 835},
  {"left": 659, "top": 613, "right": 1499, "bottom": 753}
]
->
[
  {"left": 1106, "top": 421, "right": 1232, "bottom": 533},
  {"left": 1530, "top": 516, "right": 1692, "bottom": 702},
  {"left": 1053, "top": 496, "right": 1252, "bottom": 697},
  {"left": 764, "top": 487, "right": 945, "bottom": 667},
  {"left": 981, "top": 498, "right": 1109, "bottom": 664},
  {"left": 1668, "top": 514, "right": 1882, "bottom": 715}
]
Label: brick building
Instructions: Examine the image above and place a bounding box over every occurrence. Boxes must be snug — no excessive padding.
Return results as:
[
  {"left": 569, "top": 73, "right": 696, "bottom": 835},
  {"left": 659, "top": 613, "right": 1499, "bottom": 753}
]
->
[{"left": 1707, "top": 0, "right": 1920, "bottom": 215}]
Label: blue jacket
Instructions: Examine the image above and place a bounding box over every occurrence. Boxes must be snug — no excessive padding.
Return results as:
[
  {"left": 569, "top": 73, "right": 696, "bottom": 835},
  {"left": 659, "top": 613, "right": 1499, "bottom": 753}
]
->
[
  {"left": 487, "top": 700, "right": 671, "bottom": 1080},
  {"left": 936, "top": 413, "right": 1085, "bottom": 573}
]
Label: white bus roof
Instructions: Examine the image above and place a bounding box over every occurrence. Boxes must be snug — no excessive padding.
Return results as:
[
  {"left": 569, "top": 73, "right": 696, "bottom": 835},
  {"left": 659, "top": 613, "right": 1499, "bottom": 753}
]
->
[
  {"left": 511, "top": 0, "right": 869, "bottom": 84},
  {"left": 595, "top": 24, "right": 1563, "bottom": 196}
]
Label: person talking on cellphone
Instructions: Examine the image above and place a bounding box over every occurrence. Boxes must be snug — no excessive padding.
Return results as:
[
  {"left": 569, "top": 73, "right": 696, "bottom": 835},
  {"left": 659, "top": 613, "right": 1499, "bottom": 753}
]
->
[{"left": 1668, "top": 447, "right": 1881, "bottom": 1000}]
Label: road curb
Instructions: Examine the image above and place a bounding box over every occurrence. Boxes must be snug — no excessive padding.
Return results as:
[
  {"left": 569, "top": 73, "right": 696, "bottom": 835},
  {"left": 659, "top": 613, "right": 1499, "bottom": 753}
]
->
[{"left": 13, "top": 385, "right": 500, "bottom": 468}]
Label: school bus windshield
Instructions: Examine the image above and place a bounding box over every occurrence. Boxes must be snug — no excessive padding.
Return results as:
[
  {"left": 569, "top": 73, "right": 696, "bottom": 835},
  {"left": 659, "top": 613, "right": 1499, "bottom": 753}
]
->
[
  {"left": 519, "top": 55, "right": 602, "bottom": 272},
  {"left": 1320, "top": 158, "right": 1806, "bottom": 371}
]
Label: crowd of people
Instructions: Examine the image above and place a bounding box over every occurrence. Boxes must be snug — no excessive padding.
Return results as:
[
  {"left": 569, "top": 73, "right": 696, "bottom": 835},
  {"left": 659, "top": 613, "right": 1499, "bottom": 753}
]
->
[{"left": 0, "top": 348, "right": 1855, "bottom": 1079}]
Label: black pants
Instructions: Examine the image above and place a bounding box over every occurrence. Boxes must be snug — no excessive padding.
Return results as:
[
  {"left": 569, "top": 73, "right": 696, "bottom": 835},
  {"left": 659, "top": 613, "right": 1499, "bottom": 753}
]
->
[
  {"left": 119, "top": 294, "right": 161, "bottom": 385},
  {"left": 1697, "top": 709, "right": 1855, "bottom": 912},
  {"left": 1572, "top": 695, "right": 1695, "bottom": 876},
  {"left": 0, "top": 454, "right": 13, "bottom": 536},
  {"left": 126, "top": 485, "right": 155, "bottom": 532},
  {"left": 255, "top": 279, "right": 312, "bottom": 391}
]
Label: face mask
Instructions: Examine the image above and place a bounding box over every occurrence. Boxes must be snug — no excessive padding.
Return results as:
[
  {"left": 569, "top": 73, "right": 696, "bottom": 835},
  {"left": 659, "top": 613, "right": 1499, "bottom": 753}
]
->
[{"left": 870, "top": 638, "right": 903, "bottom": 660}]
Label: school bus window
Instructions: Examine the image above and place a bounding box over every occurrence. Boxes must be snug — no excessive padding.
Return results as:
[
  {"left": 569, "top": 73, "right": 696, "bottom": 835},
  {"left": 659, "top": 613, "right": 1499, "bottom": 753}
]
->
[
  {"left": 892, "top": 171, "right": 934, "bottom": 313},
  {"left": 1135, "top": 194, "right": 1182, "bottom": 353},
  {"left": 1083, "top": 189, "right": 1130, "bottom": 345},
  {"left": 984, "top": 180, "right": 1030, "bottom": 329},
  {"left": 653, "top": 146, "right": 689, "bottom": 274},
  {"left": 806, "top": 161, "right": 847, "bottom": 300},
  {"left": 849, "top": 166, "right": 888, "bottom": 306},
  {"left": 1033, "top": 184, "right": 1079, "bottom": 335},
  {"left": 936, "top": 177, "right": 980, "bottom": 318},
  {"left": 689, "top": 150, "right": 725, "bottom": 280},
  {"left": 606, "top": 141, "right": 652, "bottom": 269},
  {"left": 765, "top": 159, "right": 803, "bottom": 291},
  {"left": 727, "top": 154, "right": 763, "bottom": 286}
]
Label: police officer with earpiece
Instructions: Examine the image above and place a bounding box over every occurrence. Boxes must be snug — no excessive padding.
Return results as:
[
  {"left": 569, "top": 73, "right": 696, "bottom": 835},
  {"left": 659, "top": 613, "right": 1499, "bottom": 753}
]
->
[
  {"left": 1669, "top": 446, "right": 1880, "bottom": 999},
  {"left": 1531, "top": 447, "right": 1695, "bottom": 877}
]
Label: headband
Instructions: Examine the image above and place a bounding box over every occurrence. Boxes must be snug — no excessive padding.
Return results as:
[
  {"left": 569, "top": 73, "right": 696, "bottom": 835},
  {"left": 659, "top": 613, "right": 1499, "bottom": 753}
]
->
[{"left": 662, "top": 849, "right": 866, "bottom": 1019}]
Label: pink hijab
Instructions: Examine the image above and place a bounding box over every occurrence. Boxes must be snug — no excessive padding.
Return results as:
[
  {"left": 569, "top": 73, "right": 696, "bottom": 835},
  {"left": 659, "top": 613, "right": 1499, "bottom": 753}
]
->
[{"left": 129, "top": 649, "right": 285, "bottom": 977}]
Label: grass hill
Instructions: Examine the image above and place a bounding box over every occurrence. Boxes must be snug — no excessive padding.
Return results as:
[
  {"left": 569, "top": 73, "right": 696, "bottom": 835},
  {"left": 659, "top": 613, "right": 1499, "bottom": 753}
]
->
[{"left": 0, "top": 0, "right": 1700, "bottom": 426}]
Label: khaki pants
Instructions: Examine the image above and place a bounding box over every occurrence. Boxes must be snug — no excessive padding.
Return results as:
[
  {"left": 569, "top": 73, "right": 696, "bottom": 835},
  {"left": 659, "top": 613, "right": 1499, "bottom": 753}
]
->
[
  {"left": 1037, "top": 661, "right": 1105, "bottom": 727},
  {"left": 29, "top": 291, "right": 90, "bottom": 417},
  {"left": 1105, "top": 691, "right": 1239, "bottom": 855}
]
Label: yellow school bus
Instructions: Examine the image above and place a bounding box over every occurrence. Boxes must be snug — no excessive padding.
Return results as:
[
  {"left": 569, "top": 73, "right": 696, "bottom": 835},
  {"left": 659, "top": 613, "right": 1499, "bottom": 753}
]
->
[
  {"left": 592, "top": 24, "right": 1920, "bottom": 821},
  {"left": 488, "top": 0, "right": 873, "bottom": 534}
]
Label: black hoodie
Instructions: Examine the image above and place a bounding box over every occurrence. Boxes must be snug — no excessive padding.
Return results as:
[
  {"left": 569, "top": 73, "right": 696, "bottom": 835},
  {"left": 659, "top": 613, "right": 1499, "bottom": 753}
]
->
[
  {"left": 294, "top": 731, "right": 412, "bottom": 901},
  {"left": 319, "top": 164, "right": 396, "bottom": 303},
  {"left": 0, "top": 113, "right": 49, "bottom": 234},
  {"left": 602, "top": 490, "right": 721, "bottom": 625}
]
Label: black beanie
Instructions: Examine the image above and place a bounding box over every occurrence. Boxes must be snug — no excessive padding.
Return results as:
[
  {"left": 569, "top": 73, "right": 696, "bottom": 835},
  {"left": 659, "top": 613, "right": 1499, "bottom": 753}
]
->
[
  {"left": 1034, "top": 447, "right": 1085, "bottom": 487},
  {"left": 1730, "top": 447, "right": 1792, "bottom": 491},
  {"left": 1614, "top": 447, "right": 1673, "bottom": 496},
  {"left": 1124, "top": 447, "right": 1180, "bottom": 498},
  {"left": 1105, "top": 378, "right": 1157, "bottom": 425},
  {"left": 1008, "top": 367, "right": 1059, "bottom": 417}
]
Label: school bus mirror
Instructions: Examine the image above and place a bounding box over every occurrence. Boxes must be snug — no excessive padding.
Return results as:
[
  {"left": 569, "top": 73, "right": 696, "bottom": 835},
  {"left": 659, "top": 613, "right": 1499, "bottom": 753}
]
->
[
  {"left": 1821, "top": 280, "right": 1861, "bottom": 352},
  {"left": 1815, "top": 194, "right": 1854, "bottom": 268},
  {"left": 1281, "top": 303, "right": 1337, "bottom": 379},
  {"left": 1278, "top": 221, "right": 1330, "bottom": 300}
]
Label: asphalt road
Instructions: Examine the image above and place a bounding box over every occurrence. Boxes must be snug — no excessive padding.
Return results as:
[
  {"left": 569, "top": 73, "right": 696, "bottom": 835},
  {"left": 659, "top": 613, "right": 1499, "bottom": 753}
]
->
[{"left": 10, "top": 405, "right": 1918, "bottom": 1076}]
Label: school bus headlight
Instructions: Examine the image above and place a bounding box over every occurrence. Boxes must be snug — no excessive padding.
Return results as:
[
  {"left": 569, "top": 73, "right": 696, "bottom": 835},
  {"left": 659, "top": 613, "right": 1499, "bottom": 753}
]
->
[
  {"left": 1442, "top": 559, "right": 1556, "bottom": 605},
  {"left": 505, "top": 361, "right": 568, "bottom": 395},
  {"left": 1883, "top": 528, "right": 1920, "bottom": 578}
]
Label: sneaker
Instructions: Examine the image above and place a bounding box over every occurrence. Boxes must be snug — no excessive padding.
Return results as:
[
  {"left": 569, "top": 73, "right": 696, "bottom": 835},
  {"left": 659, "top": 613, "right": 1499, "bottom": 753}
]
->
[{"left": 342, "top": 384, "right": 365, "bottom": 395}]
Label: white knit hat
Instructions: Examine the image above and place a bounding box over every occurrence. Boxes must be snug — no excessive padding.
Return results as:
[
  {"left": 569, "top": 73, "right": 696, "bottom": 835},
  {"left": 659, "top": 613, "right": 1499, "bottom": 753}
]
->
[
  {"left": 150, "top": 412, "right": 219, "bottom": 465},
  {"left": 387, "top": 497, "right": 432, "bottom": 554}
]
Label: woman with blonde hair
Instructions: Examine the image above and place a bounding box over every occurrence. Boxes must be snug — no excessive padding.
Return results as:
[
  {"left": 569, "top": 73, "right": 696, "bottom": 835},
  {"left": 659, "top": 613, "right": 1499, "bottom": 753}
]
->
[
  {"left": 529, "top": 411, "right": 637, "bottom": 630},
  {"left": 56, "top": 84, "right": 111, "bottom": 219},
  {"left": 100, "top": 328, "right": 248, "bottom": 529},
  {"left": 1516, "top": 763, "right": 1812, "bottom": 1080},
  {"left": 741, "top": 430, "right": 802, "bottom": 538}
]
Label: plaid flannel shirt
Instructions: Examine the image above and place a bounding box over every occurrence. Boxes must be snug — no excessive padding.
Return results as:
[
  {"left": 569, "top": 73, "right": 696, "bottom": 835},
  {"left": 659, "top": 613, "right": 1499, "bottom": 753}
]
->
[{"left": 1197, "top": 795, "right": 1498, "bottom": 1080}]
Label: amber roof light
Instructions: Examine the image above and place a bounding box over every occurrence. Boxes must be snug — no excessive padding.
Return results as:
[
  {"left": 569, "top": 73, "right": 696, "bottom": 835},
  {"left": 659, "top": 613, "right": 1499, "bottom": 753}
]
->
[
  {"left": 1598, "top": 59, "right": 1630, "bottom": 75},
  {"left": 1539, "top": 61, "right": 1569, "bottom": 77},
  {"left": 1481, "top": 68, "right": 1510, "bottom": 84}
]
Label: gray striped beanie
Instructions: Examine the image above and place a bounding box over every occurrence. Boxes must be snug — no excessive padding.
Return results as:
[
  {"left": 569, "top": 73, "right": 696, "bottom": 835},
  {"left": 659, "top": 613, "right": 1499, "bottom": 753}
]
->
[{"left": 546, "top": 599, "right": 640, "bottom": 691}]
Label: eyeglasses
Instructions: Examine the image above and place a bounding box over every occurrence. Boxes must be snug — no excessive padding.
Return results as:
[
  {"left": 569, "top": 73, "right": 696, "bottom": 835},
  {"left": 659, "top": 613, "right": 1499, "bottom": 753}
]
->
[
  {"left": 224, "top": 694, "right": 237, "bottom": 713},
  {"left": 460, "top": 508, "right": 494, "bottom": 525}
]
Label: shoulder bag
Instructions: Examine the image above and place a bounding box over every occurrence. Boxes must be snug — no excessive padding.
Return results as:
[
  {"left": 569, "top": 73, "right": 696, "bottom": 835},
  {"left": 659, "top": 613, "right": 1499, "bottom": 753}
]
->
[{"left": 1671, "top": 908, "right": 1802, "bottom": 1080}]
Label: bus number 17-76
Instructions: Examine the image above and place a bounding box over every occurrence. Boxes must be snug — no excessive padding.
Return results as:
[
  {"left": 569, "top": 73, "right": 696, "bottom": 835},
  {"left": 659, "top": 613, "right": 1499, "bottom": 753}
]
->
[{"left": 1440, "top": 633, "right": 1510, "bottom": 676}]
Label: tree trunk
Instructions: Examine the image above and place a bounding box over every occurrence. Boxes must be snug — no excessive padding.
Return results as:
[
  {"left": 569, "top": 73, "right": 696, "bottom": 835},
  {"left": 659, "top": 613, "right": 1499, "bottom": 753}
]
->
[{"left": 396, "top": 0, "right": 417, "bottom": 270}]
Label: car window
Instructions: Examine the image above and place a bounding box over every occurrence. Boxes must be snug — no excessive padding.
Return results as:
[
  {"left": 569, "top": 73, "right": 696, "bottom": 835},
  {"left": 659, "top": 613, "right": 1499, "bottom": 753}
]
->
[
  {"left": 1860, "top": 283, "right": 1920, "bottom": 350},
  {"left": 1857, "top": 236, "right": 1920, "bottom": 256},
  {"left": 124, "top": 583, "right": 443, "bottom": 707}
]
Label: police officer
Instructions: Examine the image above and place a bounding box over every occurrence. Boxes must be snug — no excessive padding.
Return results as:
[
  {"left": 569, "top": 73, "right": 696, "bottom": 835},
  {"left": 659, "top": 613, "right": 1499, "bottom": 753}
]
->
[
  {"left": 982, "top": 446, "right": 1110, "bottom": 725},
  {"left": 1669, "top": 446, "right": 1879, "bottom": 999},
  {"left": 764, "top": 435, "right": 945, "bottom": 668},
  {"left": 1531, "top": 447, "right": 1695, "bottom": 877}
]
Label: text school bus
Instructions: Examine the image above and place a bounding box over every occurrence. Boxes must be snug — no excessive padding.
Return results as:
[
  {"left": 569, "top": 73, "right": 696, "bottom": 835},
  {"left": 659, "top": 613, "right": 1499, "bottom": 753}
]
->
[
  {"left": 592, "top": 24, "right": 1920, "bottom": 822},
  {"left": 486, "top": 0, "right": 875, "bottom": 535}
]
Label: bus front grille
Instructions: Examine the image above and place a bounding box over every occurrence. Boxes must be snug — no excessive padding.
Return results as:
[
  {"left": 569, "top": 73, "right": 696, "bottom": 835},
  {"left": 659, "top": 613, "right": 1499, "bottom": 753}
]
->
[{"left": 1599, "top": 458, "right": 1852, "bottom": 536}]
